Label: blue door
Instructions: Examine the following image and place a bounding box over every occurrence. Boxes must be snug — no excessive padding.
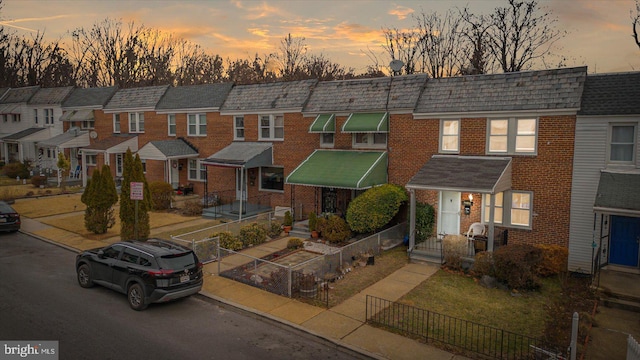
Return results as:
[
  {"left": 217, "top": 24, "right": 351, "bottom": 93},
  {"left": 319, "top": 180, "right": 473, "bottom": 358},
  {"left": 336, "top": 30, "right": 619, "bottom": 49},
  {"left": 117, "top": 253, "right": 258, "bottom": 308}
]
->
[{"left": 609, "top": 216, "right": 640, "bottom": 267}]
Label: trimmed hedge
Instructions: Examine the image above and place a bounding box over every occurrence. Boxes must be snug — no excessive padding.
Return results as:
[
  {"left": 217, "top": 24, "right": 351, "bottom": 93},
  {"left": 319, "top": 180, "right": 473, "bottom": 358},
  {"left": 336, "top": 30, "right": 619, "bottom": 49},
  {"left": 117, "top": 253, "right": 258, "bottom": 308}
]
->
[
  {"left": 318, "top": 215, "right": 351, "bottom": 243},
  {"left": 493, "top": 244, "right": 543, "bottom": 291},
  {"left": 239, "top": 222, "right": 268, "bottom": 247},
  {"left": 213, "top": 231, "right": 243, "bottom": 251},
  {"left": 534, "top": 244, "right": 569, "bottom": 277},
  {"left": 346, "top": 184, "right": 408, "bottom": 233},
  {"left": 149, "top": 181, "right": 174, "bottom": 210}
]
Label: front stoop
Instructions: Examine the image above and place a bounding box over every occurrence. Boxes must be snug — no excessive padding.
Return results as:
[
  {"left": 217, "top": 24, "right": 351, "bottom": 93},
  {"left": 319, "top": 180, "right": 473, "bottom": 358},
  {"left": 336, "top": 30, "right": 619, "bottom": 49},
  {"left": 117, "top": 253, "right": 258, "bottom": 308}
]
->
[{"left": 599, "top": 288, "right": 640, "bottom": 313}]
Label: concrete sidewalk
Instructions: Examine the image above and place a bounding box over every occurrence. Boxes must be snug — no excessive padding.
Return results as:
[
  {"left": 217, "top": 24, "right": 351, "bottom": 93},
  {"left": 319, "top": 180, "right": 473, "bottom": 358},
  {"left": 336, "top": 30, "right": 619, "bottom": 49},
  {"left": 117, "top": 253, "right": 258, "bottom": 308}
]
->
[{"left": 19, "top": 212, "right": 468, "bottom": 360}]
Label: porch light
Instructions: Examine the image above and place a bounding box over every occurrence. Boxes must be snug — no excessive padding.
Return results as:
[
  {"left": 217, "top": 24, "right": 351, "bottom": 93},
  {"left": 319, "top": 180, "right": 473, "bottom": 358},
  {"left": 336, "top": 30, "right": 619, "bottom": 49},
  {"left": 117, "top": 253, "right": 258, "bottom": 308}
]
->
[{"left": 463, "top": 194, "right": 473, "bottom": 215}]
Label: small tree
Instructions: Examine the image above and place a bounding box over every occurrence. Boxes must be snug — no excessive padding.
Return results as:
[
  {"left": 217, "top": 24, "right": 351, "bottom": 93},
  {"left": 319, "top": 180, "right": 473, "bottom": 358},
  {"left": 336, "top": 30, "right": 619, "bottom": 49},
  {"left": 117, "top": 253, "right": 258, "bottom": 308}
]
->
[
  {"left": 120, "top": 150, "right": 151, "bottom": 240},
  {"left": 56, "top": 152, "right": 71, "bottom": 191},
  {"left": 81, "top": 165, "right": 118, "bottom": 234}
]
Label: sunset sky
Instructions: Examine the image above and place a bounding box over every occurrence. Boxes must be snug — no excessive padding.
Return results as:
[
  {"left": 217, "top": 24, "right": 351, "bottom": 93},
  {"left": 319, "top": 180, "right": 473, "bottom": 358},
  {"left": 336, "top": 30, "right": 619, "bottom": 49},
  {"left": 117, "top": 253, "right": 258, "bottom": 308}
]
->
[{"left": 1, "top": 0, "right": 639, "bottom": 75}]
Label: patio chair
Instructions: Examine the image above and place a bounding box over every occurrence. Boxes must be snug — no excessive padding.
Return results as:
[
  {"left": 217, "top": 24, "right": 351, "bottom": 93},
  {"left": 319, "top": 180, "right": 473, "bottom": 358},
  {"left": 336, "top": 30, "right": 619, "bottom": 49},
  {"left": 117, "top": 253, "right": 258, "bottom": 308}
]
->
[
  {"left": 466, "top": 222, "right": 486, "bottom": 240},
  {"left": 467, "top": 222, "right": 486, "bottom": 254}
]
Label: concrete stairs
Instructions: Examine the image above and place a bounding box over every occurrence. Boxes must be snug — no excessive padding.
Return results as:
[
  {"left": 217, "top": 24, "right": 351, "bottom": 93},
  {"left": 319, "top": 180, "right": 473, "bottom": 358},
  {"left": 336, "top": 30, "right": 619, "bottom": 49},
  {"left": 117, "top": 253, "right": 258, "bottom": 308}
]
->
[
  {"left": 288, "top": 220, "right": 311, "bottom": 239},
  {"left": 599, "top": 289, "right": 640, "bottom": 313},
  {"left": 597, "top": 268, "right": 640, "bottom": 313}
]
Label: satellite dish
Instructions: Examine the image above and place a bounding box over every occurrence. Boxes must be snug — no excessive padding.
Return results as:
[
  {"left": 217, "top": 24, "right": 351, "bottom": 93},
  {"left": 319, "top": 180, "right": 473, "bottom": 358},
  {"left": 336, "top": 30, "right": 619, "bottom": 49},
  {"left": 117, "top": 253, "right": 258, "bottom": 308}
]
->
[
  {"left": 89, "top": 131, "right": 98, "bottom": 139},
  {"left": 390, "top": 59, "right": 404, "bottom": 72}
]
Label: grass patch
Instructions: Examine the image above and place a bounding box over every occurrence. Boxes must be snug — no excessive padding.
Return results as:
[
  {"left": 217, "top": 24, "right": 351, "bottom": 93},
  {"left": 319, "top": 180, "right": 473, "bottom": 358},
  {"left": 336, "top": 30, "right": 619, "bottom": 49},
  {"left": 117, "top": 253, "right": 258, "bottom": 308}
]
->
[
  {"left": 12, "top": 193, "right": 86, "bottom": 218},
  {"left": 327, "top": 246, "right": 408, "bottom": 307},
  {"left": 1, "top": 184, "right": 83, "bottom": 203},
  {"left": 152, "top": 219, "right": 223, "bottom": 240}
]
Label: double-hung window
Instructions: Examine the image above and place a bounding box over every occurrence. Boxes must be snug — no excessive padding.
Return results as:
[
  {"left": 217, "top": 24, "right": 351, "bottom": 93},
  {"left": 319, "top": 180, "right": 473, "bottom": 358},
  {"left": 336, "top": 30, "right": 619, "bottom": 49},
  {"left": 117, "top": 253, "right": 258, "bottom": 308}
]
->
[
  {"left": 609, "top": 124, "right": 636, "bottom": 164},
  {"left": 188, "top": 159, "right": 207, "bottom": 181},
  {"left": 259, "top": 114, "right": 284, "bottom": 140},
  {"left": 260, "top": 167, "right": 284, "bottom": 192},
  {"left": 129, "top": 112, "right": 144, "bottom": 133},
  {"left": 440, "top": 119, "right": 459, "bottom": 153},
  {"left": 168, "top": 114, "right": 176, "bottom": 136},
  {"left": 234, "top": 116, "right": 245, "bottom": 140},
  {"left": 113, "top": 114, "right": 121, "bottom": 133},
  {"left": 483, "top": 191, "right": 533, "bottom": 229},
  {"left": 81, "top": 119, "right": 94, "bottom": 129},
  {"left": 44, "top": 108, "right": 54, "bottom": 124},
  {"left": 86, "top": 154, "right": 97, "bottom": 166},
  {"left": 353, "top": 133, "right": 387, "bottom": 149},
  {"left": 487, "top": 118, "right": 537, "bottom": 154},
  {"left": 34, "top": 109, "right": 39, "bottom": 124},
  {"left": 188, "top": 113, "right": 206, "bottom": 136}
]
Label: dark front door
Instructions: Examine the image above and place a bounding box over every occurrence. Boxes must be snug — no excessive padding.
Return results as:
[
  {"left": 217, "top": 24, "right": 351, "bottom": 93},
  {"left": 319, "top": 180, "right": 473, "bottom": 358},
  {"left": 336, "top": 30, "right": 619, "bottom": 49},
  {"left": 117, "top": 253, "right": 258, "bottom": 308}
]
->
[
  {"left": 609, "top": 216, "right": 640, "bottom": 267},
  {"left": 322, "top": 188, "right": 337, "bottom": 214}
]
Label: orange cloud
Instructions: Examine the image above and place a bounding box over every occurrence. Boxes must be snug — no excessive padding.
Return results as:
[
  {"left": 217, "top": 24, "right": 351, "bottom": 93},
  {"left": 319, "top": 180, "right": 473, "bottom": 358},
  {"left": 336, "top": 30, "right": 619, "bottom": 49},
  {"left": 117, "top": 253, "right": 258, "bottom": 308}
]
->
[
  {"left": 389, "top": 5, "right": 414, "bottom": 20},
  {"left": 333, "top": 22, "right": 385, "bottom": 45},
  {"left": 232, "top": 0, "right": 288, "bottom": 20}
]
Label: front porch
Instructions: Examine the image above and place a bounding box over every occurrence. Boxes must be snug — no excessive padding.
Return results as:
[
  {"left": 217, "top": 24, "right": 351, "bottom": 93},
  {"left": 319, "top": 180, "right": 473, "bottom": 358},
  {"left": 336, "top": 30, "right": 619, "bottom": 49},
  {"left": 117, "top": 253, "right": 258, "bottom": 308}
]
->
[
  {"left": 595, "top": 268, "right": 640, "bottom": 312},
  {"left": 202, "top": 190, "right": 273, "bottom": 220},
  {"left": 410, "top": 227, "right": 509, "bottom": 265}
]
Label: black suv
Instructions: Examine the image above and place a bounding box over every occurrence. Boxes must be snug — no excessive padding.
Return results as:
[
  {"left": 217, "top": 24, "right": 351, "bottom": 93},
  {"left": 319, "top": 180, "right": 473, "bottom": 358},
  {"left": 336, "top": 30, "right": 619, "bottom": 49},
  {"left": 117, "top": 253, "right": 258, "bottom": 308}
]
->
[{"left": 75, "top": 239, "right": 203, "bottom": 310}]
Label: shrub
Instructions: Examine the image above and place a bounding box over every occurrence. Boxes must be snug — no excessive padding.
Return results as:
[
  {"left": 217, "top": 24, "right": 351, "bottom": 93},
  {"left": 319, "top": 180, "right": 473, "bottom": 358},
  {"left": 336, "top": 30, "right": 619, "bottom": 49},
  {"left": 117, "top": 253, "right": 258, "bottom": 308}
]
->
[
  {"left": 182, "top": 200, "right": 203, "bottom": 216},
  {"left": 2, "top": 162, "right": 30, "bottom": 179},
  {"left": 414, "top": 202, "right": 435, "bottom": 242},
  {"left": 283, "top": 210, "right": 293, "bottom": 226},
  {"left": 149, "top": 181, "right": 174, "bottom": 210},
  {"left": 493, "top": 244, "right": 543, "bottom": 290},
  {"left": 443, "top": 234, "right": 468, "bottom": 270},
  {"left": 308, "top": 211, "right": 317, "bottom": 232},
  {"left": 31, "top": 175, "right": 47, "bottom": 187},
  {"left": 534, "top": 244, "right": 569, "bottom": 277},
  {"left": 239, "top": 223, "right": 268, "bottom": 247},
  {"left": 472, "top": 251, "right": 494, "bottom": 277},
  {"left": 268, "top": 220, "right": 282, "bottom": 238},
  {"left": 318, "top": 214, "right": 351, "bottom": 243},
  {"left": 287, "top": 237, "right": 304, "bottom": 249},
  {"left": 346, "top": 184, "right": 408, "bottom": 234},
  {"left": 213, "top": 231, "right": 243, "bottom": 251}
]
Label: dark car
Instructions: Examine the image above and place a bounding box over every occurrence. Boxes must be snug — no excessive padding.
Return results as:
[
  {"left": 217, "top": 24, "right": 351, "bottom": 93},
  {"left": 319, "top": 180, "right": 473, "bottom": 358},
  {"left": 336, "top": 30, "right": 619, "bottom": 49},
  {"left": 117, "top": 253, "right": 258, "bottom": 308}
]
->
[
  {"left": 0, "top": 201, "right": 21, "bottom": 232},
  {"left": 75, "top": 239, "right": 203, "bottom": 310}
]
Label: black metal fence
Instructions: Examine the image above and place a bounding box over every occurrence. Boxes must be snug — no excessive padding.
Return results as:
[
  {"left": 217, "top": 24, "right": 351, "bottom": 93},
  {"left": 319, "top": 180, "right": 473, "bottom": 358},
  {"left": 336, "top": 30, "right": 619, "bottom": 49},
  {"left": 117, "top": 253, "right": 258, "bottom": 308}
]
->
[{"left": 365, "top": 295, "right": 565, "bottom": 360}]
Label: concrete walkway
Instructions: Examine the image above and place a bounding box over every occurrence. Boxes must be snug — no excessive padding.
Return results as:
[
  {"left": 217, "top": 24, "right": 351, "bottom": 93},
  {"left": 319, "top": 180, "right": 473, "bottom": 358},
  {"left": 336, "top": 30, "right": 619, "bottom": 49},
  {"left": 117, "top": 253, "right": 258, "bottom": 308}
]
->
[{"left": 17, "top": 198, "right": 468, "bottom": 360}]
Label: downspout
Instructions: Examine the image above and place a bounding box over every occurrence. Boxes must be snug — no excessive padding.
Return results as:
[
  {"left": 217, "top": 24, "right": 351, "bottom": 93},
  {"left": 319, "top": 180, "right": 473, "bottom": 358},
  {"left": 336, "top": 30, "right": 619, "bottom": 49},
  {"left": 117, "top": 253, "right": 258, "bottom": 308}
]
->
[{"left": 239, "top": 166, "right": 244, "bottom": 221}]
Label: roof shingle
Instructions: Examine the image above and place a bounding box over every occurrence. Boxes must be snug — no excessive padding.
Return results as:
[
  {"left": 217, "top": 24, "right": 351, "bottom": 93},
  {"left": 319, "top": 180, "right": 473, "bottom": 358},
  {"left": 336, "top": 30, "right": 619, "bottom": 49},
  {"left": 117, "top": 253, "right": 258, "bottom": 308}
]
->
[
  {"left": 156, "top": 83, "right": 234, "bottom": 110},
  {"left": 221, "top": 80, "right": 317, "bottom": 112},
  {"left": 578, "top": 72, "right": 640, "bottom": 115},
  {"left": 104, "top": 85, "right": 169, "bottom": 110}
]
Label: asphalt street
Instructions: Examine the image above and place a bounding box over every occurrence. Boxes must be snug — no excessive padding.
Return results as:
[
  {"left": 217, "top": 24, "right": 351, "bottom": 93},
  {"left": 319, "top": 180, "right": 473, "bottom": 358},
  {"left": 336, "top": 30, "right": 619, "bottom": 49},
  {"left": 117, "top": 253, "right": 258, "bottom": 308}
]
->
[{"left": 0, "top": 232, "right": 368, "bottom": 360}]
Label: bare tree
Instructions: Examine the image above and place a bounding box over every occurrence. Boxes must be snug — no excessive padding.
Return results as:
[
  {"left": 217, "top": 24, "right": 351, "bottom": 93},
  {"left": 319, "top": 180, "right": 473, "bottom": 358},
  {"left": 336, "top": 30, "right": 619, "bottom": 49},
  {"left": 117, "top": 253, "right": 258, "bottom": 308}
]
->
[
  {"left": 414, "top": 9, "right": 465, "bottom": 78},
  {"left": 272, "top": 33, "right": 307, "bottom": 80},
  {"left": 488, "top": 0, "right": 565, "bottom": 72},
  {"left": 633, "top": 0, "right": 640, "bottom": 49},
  {"left": 302, "top": 53, "right": 355, "bottom": 81},
  {"left": 458, "top": 7, "right": 494, "bottom": 75},
  {"left": 226, "top": 54, "right": 276, "bottom": 84},
  {"left": 381, "top": 27, "right": 419, "bottom": 75},
  {"left": 173, "top": 41, "right": 224, "bottom": 85}
]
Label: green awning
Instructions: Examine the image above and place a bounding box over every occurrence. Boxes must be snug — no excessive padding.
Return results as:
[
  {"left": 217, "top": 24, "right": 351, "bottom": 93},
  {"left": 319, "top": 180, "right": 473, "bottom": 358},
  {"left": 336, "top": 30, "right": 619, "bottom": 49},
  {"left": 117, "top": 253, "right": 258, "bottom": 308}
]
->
[
  {"left": 342, "top": 112, "right": 388, "bottom": 133},
  {"left": 309, "top": 114, "right": 335, "bottom": 133},
  {"left": 286, "top": 150, "right": 387, "bottom": 189}
]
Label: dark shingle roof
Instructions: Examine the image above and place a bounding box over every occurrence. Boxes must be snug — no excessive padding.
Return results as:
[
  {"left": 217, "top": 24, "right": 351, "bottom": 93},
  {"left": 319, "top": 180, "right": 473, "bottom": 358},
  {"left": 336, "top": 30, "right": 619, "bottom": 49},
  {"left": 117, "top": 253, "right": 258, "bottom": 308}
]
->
[
  {"left": 149, "top": 139, "right": 199, "bottom": 157},
  {"left": 83, "top": 135, "right": 137, "bottom": 151},
  {"left": 221, "top": 79, "right": 317, "bottom": 112},
  {"left": 62, "top": 86, "right": 118, "bottom": 108},
  {"left": 304, "top": 74, "right": 427, "bottom": 113},
  {"left": 578, "top": 72, "right": 640, "bottom": 115},
  {"left": 0, "top": 88, "right": 9, "bottom": 100},
  {"left": 0, "top": 86, "right": 39, "bottom": 104},
  {"left": 594, "top": 171, "right": 640, "bottom": 212},
  {"left": 415, "top": 67, "right": 587, "bottom": 114},
  {"left": 1, "top": 127, "right": 46, "bottom": 140},
  {"left": 104, "top": 85, "right": 170, "bottom": 111},
  {"left": 28, "top": 86, "right": 74, "bottom": 105},
  {"left": 156, "top": 83, "right": 234, "bottom": 110}
]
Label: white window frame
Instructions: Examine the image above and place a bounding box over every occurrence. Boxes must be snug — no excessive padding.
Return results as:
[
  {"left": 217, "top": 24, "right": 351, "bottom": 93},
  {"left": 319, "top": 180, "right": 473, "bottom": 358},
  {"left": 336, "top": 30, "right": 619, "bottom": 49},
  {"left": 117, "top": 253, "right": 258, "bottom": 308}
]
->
[
  {"left": 113, "top": 114, "right": 121, "bottom": 133},
  {"left": 115, "top": 153, "right": 123, "bottom": 177},
  {"left": 44, "top": 108, "right": 54, "bottom": 125},
  {"left": 86, "top": 154, "right": 97, "bottom": 166},
  {"left": 353, "top": 133, "right": 387, "bottom": 149},
  {"left": 81, "top": 119, "right": 95, "bottom": 130},
  {"left": 188, "top": 113, "right": 207, "bottom": 136},
  {"left": 487, "top": 118, "right": 538, "bottom": 155},
  {"left": 440, "top": 119, "right": 460, "bottom": 153},
  {"left": 259, "top": 114, "right": 284, "bottom": 141},
  {"left": 128, "top": 112, "right": 145, "bottom": 133},
  {"left": 607, "top": 123, "right": 637, "bottom": 165},
  {"left": 234, "top": 116, "right": 245, "bottom": 141},
  {"left": 483, "top": 193, "right": 503, "bottom": 225},
  {"left": 482, "top": 191, "right": 532, "bottom": 229},
  {"left": 320, "top": 133, "right": 334, "bottom": 148},
  {"left": 167, "top": 114, "right": 176, "bottom": 136},
  {"left": 188, "top": 159, "right": 206, "bottom": 182},
  {"left": 259, "top": 166, "right": 285, "bottom": 193}
]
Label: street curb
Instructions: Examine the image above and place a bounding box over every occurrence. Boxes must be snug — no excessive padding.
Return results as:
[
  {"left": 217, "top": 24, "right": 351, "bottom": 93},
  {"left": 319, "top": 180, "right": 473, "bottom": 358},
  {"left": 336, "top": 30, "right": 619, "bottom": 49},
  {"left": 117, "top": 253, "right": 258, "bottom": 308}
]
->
[
  {"left": 20, "top": 229, "right": 81, "bottom": 254},
  {"left": 198, "top": 289, "right": 385, "bottom": 360}
]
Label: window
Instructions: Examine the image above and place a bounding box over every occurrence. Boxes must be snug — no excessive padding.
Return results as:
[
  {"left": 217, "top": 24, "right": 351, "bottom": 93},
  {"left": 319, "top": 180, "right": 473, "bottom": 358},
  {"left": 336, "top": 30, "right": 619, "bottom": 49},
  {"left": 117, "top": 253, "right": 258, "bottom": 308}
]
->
[
  {"left": 188, "top": 113, "right": 206, "bottom": 136},
  {"left": 44, "top": 108, "right": 54, "bottom": 124},
  {"left": 2, "top": 114, "right": 7, "bottom": 122},
  {"left": 34, "top": 109, "right": 38, "bottom": 124},
  {"left": 609, "top": 125, "right": 636, "bottom": 163},
  {"left": 103, "top": 245, "right": 123, "bottom": 259},
  {"left": 81, "top": 119, "right": 95, "bottom": 130},
  {"left": 440, "top": 120, "right": 459, "bottom": 153},
  {"left": 115, "top": 154, "right": 123, "bottom": 176},
  {"left": 353, "top": 133, "right": 387, "bottom": 148},
  {"left": 188, "top": 159, "right": 206, "bottom": 181},
  {"left": 260, "top": 167, "right": 284, "bottom": 192},
  {"left": 12, "top": 114, "right": 20, "bottom": 122},
  {"left": 129, "top": 112, "right": 144, "bottom": 133},
  {"left": 168, "top": 114, "right": 176, "bottom": 136},
  {"left": 113, "top": 114, "right": 121, "bottom": 133},
  {"left": 320, "top": 133, "right": 334, "bottom": 147},
  {"left": 141, "top": 159, "right": 146, "bottom": 173},
  {"left": 86, "top": 154, "right": 97, "bottom": 166},
  {"left": 259, "top": 114, "right": 284, "bottom": 140},
  {"left": 234, "top": 116, "right": 245, "bottom": 140},
  {"left": 488, "top": 118, "right": 537, "bottom": 154},
  {"left": 482, "top": 191, "right": 532, "bottom": 229},
  {"left": 121, "top": 248, "right": 140, "bottom": 264}
]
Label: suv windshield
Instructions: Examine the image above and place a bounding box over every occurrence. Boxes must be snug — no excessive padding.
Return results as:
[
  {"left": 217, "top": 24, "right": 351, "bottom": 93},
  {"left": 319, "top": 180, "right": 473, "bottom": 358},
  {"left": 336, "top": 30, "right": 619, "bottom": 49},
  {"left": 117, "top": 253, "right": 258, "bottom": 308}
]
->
[{"left": 158, "top": 252, "right": 196, "bottom": 270}]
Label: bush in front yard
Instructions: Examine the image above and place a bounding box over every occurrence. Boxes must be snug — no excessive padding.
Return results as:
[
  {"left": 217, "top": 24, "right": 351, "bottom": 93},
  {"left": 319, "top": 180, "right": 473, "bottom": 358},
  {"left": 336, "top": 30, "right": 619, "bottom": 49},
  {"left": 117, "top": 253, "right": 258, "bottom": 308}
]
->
[
  {"left": 213, "top": 231, "right": 243, "bottom": 251},
  {"left": 318, "top": 214, "right": 351, "bottom": 243},
  {"left": 268, "top": 220, "right": 282, "bottom": 238},
  {"left": 287, "top": 237, "right": 304, "bottom": 249},
  {"left": 149, "top": 181, "right": 173, "bottom": 210},
  {"left": 534, "top": 244, "right": 569, "bottom": 277},
  {"left": 2, "top": 161, "right": 30, "bottom": 179},
  {"left": 182, "top": 200, "right": 202, "bottom": 216},
  {"left": 443, "top": 234, "right": 468, "bottom": 270},
  {"left": 30, "top": 175, "right": 47, "bottom": 187},
  {"left": 414, "top": 202, "right": 435, "bottom": 243},
  {"left": 239, "top": 222, "right": 268, "bottom": 247},
  {"left": 472, "top": 251, "right": 494, "bottom": 277},
  {"left": 346, "top": 184, "right": 408, "bottom": 234},
  {"left": 494, "top": 244, "right": 543, "bottom": 290}
]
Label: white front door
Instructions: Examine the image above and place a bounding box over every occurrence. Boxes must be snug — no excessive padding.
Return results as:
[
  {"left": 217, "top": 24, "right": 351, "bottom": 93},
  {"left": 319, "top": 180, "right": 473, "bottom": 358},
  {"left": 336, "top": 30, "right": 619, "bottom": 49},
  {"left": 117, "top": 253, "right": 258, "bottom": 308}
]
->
[
  {"left": 236, "top": 168, "right": 247, "bottom": 200},
  {"left": 438, "top": 191, "right": 461, "bottom": 236},
  {"left": 170, "top": 160, "right": 179, "bottom": 189},
  {"left": 115, "top": 153, "right": 123, "bottom": 177}
]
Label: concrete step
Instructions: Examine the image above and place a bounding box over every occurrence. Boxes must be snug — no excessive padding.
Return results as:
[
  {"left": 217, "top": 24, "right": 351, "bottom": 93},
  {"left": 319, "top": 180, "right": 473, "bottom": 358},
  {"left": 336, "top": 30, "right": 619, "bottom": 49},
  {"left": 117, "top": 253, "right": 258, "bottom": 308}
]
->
[
  {"left": 602, "top": 297, "right": 640, "bottom": 313},
  {"left": 288, "top": 229, "right": 310, "bottom": 239}
]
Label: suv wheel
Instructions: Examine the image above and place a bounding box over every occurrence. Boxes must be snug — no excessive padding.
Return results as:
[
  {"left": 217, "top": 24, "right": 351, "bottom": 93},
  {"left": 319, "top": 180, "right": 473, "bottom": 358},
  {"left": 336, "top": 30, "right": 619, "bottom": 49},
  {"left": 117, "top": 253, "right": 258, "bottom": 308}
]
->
[
  {"left": 128, "top": 283, "right": 148, "bottom": 311},
  {"left": 77, "top": 264, "right": 94, "bottom": 288}
]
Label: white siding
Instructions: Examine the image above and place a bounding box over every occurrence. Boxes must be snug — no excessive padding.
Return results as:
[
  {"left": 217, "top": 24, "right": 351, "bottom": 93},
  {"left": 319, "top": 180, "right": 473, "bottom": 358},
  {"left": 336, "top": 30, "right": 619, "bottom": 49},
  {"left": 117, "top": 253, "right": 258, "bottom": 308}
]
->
[{"left": 569, "top": 116, "right": 640, "bottom": 273}]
